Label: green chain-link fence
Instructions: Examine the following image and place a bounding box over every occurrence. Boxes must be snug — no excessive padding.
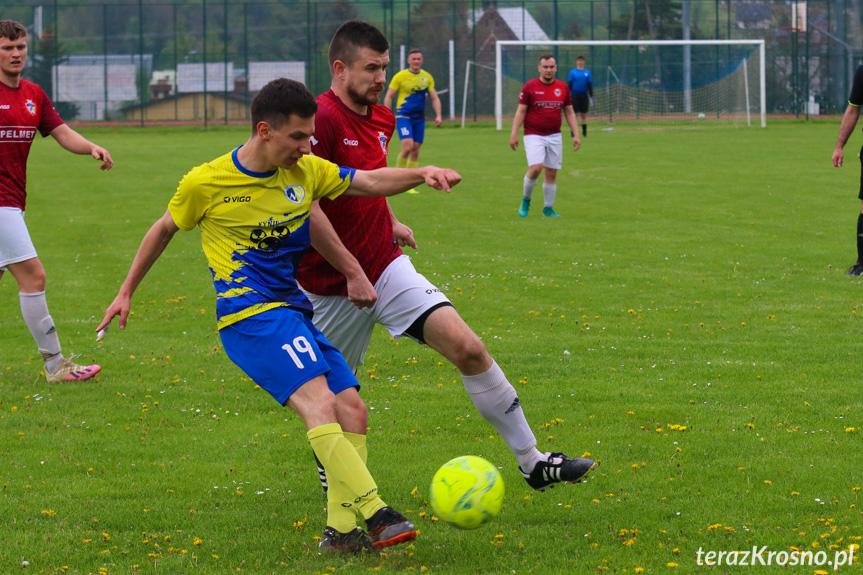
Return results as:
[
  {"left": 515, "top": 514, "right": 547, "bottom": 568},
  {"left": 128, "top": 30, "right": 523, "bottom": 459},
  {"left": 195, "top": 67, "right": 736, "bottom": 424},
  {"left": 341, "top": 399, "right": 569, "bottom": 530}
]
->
[{"left": 4, "top": 0, "right": 860, "bottom": 124}]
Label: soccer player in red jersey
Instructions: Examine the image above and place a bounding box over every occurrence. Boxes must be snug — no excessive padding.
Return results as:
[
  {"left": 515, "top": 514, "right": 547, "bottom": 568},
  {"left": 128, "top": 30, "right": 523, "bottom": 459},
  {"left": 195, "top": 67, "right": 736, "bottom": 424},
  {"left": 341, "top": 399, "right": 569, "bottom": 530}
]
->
[
  {"left": 509, "top": 54, "right": 581, "bottom": 218},
  {"left": 297, "top": 24, "right": 596, "bottom": 545},
  {"left": 0, "top": 20, "right": 113, "bottom": 382}
]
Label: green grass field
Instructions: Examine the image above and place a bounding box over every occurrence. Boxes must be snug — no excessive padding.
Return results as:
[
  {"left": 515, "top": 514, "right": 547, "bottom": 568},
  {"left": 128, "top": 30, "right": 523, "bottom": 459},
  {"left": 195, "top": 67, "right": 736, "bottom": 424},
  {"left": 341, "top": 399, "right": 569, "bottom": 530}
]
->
[{"left": 1, "top": 120, "right": 861, "bottom": 575}]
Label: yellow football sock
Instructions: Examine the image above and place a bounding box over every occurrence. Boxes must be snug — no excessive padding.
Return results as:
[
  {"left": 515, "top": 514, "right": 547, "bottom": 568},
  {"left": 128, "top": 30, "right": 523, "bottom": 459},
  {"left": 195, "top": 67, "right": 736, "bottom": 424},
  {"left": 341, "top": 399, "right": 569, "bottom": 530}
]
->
[
  {"left": 407, "top": 160, "right": 419, "bottom": 169},
  {"left": 308, "top": 424, "right": 385, "bottom": 521},
  {"left": 325, "top": 432, "right": 369, "bottom": 533},
  {"left": 345, "top": 432, "right": 368, "bottom": 463},
  {"left": 396, "top": 156, "right": 408, "bottom": 168}
]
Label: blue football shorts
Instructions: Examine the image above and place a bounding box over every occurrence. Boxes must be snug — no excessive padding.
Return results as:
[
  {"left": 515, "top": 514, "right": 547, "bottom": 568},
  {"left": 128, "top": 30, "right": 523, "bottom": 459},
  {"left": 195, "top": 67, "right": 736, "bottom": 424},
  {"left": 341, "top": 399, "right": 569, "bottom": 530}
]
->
[
  {"left": 396, "top": 116, "right": 426, "bottom": 144},
  {"left": 219, "top": 307, "right": 358, "bottom": 406}
]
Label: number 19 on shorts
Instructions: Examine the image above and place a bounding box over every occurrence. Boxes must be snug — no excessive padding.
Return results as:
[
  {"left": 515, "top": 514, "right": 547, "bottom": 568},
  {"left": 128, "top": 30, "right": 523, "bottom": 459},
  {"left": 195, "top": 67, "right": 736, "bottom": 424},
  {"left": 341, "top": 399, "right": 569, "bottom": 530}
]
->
[{"left": 282, "top": 337, "right": 318, "bottom": 369}]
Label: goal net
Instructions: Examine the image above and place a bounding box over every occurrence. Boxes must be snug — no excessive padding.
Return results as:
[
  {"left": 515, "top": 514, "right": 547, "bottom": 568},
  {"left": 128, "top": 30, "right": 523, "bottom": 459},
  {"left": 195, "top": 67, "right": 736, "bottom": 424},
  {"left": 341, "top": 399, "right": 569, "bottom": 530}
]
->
[
  {"left": 461, "top": 60, "right": 524, "bottom": 126},
  {"left": 493, "top": 40, "right": 766, "bottom": 131}
]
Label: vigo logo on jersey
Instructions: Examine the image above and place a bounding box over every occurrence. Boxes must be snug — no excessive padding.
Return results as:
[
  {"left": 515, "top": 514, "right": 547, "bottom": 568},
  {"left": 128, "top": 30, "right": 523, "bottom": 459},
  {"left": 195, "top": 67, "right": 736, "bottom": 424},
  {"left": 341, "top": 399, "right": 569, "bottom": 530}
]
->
[
  {"left": 554, "top": 89, "right": 561, "bottom": 97},
  {"left": 283, "top": 185, "right": 305, "bottom": 204},
  {"left": 25, "top": 99, "right": 36, "bottom": 115},
  {"left": 378, "top": 131, "right": 388, "bottom": 155}
]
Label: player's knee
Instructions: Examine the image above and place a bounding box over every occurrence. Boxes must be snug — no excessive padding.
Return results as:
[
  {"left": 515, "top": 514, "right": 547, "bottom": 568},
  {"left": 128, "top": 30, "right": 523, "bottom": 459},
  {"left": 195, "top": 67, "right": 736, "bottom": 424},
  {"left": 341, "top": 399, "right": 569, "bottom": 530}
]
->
[
  {"left": 450, "top": 335, "right": 490, "bottom": 374},
  {"left": 336, "top": 392, "right": 368, "bottom": 431},
  {"left": 19, "top": 268, "right": 47, "bottom": 292},
  {"left": 313, "top": 392, "right": 338, "bottom": 418}
]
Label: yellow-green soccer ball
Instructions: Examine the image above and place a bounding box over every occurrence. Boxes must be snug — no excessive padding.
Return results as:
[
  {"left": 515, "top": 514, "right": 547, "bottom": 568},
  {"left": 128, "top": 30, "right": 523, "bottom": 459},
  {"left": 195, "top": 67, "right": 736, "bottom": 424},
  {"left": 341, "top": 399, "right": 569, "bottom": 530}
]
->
[{"left": 429, "top": 455, "right": 505, "bottom": 529}]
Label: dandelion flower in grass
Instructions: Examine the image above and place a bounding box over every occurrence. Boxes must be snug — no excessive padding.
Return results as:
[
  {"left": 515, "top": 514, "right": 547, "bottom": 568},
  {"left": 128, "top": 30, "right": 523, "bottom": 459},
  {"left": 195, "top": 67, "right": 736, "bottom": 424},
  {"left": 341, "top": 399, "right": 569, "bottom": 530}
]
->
[
  {"left": 635, "top": 568, "right": 644, "bottom": 574},
  {"left": 666, "top": 562, "right": 678, "bottom": 567},
  {"left": 193, "top": 537, "right": 203, "bottom": 546}
]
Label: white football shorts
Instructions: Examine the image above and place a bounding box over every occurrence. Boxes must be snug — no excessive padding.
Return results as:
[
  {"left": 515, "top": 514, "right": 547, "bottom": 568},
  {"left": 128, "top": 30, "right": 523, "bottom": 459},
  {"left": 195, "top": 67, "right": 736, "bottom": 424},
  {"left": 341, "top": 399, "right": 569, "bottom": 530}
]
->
[
  {"left": 302, "top": 254, "right": 451, "bottom": 371},
  {"left": 0, "top": 207, "right": 37, "bottom": 271},
  {"left": 523, "top": 133, "right": 563, "bottom": 170}
]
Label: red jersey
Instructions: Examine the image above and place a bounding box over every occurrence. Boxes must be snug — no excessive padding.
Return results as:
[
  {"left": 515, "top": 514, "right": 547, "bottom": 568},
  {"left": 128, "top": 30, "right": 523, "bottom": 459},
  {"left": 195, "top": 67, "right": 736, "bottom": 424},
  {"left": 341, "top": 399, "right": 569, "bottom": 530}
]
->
[
  {"left": 296, "top": 89, "right": 402, "bottom": 296},
  {"left": 518, "top": 78, "right": 572, "bottom": 136},
  {"left": 0, "top": 79, "right": 64, "bottom": 210}
]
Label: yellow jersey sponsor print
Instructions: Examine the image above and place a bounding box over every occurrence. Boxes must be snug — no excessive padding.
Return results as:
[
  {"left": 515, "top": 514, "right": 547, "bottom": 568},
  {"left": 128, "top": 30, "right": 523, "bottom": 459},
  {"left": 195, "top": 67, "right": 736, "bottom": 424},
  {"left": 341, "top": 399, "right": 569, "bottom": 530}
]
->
[{"left": 169, "top": 147, "right": 355, "bottom": 329}]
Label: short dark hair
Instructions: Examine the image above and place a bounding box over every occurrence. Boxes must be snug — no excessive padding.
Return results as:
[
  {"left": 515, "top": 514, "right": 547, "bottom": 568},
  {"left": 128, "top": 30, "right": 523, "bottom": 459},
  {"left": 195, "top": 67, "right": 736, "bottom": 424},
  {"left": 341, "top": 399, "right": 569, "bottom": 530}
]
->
[
  {"left": 408, "top": 49, "right": 422, "bottom": 56},
  {"left": 328, "top": 20, "right": 389, "bottom": 70},
  {"left": 0, "top": 20, "right": 27, "bottom": 41},
  {"left": 250, "top": 78, "right": 317, "bottom": 133},
  {"left": 539, "top": 53, "right": 555, "bottom": 63},
  {"left": 576, "top": 55, "right": 586, "bottom": 61}
]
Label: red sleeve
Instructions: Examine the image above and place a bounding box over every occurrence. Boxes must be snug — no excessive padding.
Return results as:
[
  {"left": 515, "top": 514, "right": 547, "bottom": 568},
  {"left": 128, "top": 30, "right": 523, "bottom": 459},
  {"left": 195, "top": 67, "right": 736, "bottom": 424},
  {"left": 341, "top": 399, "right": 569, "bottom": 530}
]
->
[
  {"left": 37, "top": 87, "right": 64, "bottom": 137},
  {"left": 563, "top": 84, "right": 573, "bottom": 106}
]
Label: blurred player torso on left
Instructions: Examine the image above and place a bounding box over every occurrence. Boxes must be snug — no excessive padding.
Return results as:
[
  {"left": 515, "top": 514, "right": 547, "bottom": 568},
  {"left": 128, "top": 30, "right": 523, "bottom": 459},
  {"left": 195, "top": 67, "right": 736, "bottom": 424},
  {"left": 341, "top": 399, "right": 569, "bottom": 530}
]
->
[{"left": 0, "top": 34, "right": 63, "bottom": 210}]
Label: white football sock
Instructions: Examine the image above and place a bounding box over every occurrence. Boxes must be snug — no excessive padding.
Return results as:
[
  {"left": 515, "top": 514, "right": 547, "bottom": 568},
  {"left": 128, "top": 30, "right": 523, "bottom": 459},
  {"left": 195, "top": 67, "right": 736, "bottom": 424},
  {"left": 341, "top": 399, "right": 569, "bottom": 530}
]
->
[
  {"left": 542, "top": 183, "right": 557, "bottom": 208},
  {"left": 462, "top": 360, "right": 543, "bottom": 471},
  {"left": 523, "top": 176, "right": 538, "bottom": 201},
  {"left": 20, "top": 291, "right": 62, "bottom": 371}
]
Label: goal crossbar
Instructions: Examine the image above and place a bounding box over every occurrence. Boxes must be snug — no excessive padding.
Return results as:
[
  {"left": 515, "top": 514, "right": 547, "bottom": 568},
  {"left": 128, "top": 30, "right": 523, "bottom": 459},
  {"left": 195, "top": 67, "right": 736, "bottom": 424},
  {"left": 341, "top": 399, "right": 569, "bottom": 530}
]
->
[{"left": 494, "top": 39, "right": 766, "bottom": 129}]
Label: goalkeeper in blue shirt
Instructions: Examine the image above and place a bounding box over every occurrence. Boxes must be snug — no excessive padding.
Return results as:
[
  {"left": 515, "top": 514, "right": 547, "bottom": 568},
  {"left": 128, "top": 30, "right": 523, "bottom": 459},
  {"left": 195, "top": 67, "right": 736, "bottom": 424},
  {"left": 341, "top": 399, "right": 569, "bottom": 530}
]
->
[{"left": 567, "top": 56, "right": 593, "bottom": 138}]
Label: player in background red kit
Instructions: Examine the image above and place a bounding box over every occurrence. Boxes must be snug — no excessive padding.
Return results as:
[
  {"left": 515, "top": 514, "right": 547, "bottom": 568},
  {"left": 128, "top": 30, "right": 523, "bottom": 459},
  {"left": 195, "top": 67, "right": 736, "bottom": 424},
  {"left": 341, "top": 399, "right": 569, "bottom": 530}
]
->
[
  {"left": 510, "top": 54, "right": 581, "bottom": 218},
  {"left": 0, "top": 20, "right": 113, "bottom": 382},
  {"left": 297, "top": 24, "right": 596, "bottom": 552}
]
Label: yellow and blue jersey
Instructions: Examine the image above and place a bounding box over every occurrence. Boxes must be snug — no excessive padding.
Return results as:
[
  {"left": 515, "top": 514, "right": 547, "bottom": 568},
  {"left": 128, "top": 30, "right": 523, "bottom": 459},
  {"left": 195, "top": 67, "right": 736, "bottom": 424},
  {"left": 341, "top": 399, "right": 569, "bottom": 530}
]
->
[
  {"left": 389, "top": 68, "right": 435, "bottom": 119},
  {"left": 169, "top": 147, "right": 355, "bottom": 329}
]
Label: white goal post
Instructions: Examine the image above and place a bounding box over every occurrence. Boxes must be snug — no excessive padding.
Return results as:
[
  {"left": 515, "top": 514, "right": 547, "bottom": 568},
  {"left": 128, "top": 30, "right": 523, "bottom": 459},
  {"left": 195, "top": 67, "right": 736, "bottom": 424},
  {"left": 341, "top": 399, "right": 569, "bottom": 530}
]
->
[{"left": 494, "top": 39, "right": 766, "bottom": 130}]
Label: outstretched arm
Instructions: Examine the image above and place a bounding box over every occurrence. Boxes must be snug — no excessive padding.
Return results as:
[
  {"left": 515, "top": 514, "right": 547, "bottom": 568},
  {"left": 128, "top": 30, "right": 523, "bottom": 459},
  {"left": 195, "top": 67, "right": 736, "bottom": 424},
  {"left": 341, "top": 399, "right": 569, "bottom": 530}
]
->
[
  {"left": 308, "top": 201, "right": 378, "bottom": 309},
  {"left": 97, "top": 210, "right": 180, "bottom": 332},
  {"left": 833, "top": 104, "right": 861, "bottom": 167},
  {"left": 348, "top": 165, "right": 460, "bottom": 196},
  {"left": 49, "top": 124, "right": 113, "bottom": 170}
]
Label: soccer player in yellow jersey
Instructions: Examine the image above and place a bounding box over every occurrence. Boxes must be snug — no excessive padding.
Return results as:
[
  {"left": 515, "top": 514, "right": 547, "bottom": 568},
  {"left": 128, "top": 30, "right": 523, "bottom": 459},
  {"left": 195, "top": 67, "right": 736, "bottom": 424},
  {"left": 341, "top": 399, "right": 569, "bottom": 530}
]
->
[
  {"left": 384, "top": 49, "right": 442, "bottom": 170},
  {"left": 97, "top": 78, "right": 460, "bottom": 553}
]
